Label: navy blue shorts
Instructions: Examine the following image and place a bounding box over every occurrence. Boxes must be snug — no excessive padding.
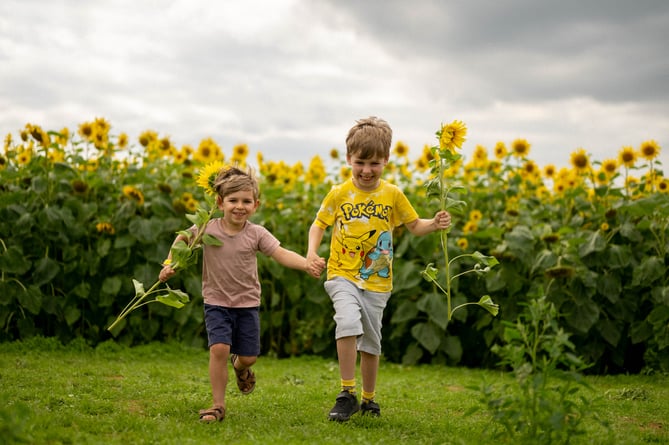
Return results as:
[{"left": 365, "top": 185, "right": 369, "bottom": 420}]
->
[{"left": 203, "top": 304, "right": 261, "bottom": 356}]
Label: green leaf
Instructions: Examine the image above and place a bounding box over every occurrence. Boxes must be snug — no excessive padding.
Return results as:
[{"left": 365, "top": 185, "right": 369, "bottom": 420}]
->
[
  {"left": 478, "top": 295, "right": 500, "bottom": 317},
  {"left": 156, "top": 288, "right": 190, "bottom": 308},
  {"left": 417, "top": 292, "right": 449, "bottom": 330},
  {"left": 578, "top": 230, "right": 607, "bottom": 257},
  {"left": 202, "top": 233, "right": 223, "bottom": 246},
  {"left": 631, "top": 256, "right": 665, "bottom": 287},
  {"left": 471, "top": 251, "right": 499, "bottom": 268},
  {"left": 390, "top": 300, "right": 419, "bottom": 324},
  {"left": 32, "top": 256, "right": 60, "bottom": 287},
  {"left": 420, "top": 263, "right": 438, "bottom": 283},
  {"left": 411, "top": 322, "right": 441, "bottom": 354},
  {"left": 442, "top": 336, "right": 463, "bottom": 362},
  {"left": 0, "top": 246, "right": 31, "bottom": 274},
  {"left": 566, "top": 299, "right": 600, "bottom": 334},
  {"left": 132, "top": 279, "right": 145, "bottom": 297}
]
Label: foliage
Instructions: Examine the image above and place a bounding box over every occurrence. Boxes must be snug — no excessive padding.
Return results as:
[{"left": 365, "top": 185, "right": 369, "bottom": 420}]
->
[
  {"left": 107, "top": 191, "right": 221, "bottom": 333},
  {"left": 470, "top": 295, "right": 610, "bottom": 444},
  {"left": 0, "top": 120, "right": 667, "bottom": 373}
]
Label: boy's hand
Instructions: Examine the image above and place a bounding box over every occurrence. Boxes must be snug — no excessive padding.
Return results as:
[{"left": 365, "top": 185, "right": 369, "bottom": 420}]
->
[
  {"left": 306, "top": 254, "right": 326, "bottom": 278},
  {"left": 159, "top": 265, "right": 176, "bottom": 282},
  {"left": 433, "top": 210, "right": 452, "bottom": 230}
]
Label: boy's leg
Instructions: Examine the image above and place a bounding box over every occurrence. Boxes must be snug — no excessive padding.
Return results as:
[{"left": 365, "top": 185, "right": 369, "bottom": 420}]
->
[
  {"left": 337, "top": 336, "right": 358, "bottom": 383},
  {"left": 360, "top": 351, "right": 379, "bottom": 393},
  {"left": 230, "top": 354, "right": 257, "bottom": 394},
  {"left": 230, "top": 307, "right": 261, "bottom": 394},
  {"left": 360, "top": 351, "right": 381, "bottom": 416},
  {"left": 201, "top": 342, "right": 229, "bottom": 421}
]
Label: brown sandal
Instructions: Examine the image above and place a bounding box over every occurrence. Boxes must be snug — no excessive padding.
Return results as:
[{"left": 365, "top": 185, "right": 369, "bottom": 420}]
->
[
  {"left": 198, "top": 405, "right": 225, "bottom": 423},
  {"left": 230, "top": 353, "right": 256, "bottom": 395}
]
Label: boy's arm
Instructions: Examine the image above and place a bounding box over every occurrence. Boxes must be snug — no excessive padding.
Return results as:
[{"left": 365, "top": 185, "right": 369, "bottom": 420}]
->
[
  {"left": 306, "top": 223, "right": 327, "bottom": 277},
  {"left": 405, "top": 210, "right": 451, "bottom": 236},
  {"left": 158, "top": 233, "right": 188, "bottom": 282},
  {"left": 271, "top": 246, "right": 322, "bottom": 278}
]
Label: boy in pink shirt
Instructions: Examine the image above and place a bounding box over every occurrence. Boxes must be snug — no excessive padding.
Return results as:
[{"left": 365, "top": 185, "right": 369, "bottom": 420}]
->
[{"left": 160, "top": 166, "right": 323, "bottom": 422}]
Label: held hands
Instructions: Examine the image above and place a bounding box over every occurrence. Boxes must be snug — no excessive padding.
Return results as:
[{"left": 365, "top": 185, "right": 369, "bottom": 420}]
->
[
  {"left": 306, "top": 253, "right": 326, "bottom": 278},
  {"left": 433, "top": 210, "right": 452, "bottom": 231}
]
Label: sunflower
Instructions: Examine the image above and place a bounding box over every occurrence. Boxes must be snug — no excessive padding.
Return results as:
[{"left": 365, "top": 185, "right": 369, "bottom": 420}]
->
[
  {"left": 78, "top": 122, "right": 94, "bottom": 141},
  {"left": 463, "top": 220, "right": 478, "bottom": 235},
  {"left": 195, "top": 137, "right": 223, "bottom": 164},
  {"left": 543, "top": 164, "right": 556, "bottom": 179},
  {"left": 306, "top": 156, "right": 327, "bottom": 186},
  {"left": 639, "top": 140, "right": 661, "bottom": 161},
  {"left": 493, "top": 141, "right": 507, "bottom": 160},
  {"left": 231, "top": 143, "right": 249, "bottom": 164},
  {"left": 117, "top": 133, "right": 129, "bottom": 149},
  {"left": 472, "top": 144, "right": 488, "bottom": 167},
  {"left": 394, "top": 141, "right": 409, "bottom": 158},
  {"left": 4, "top": 133, "right": 12, "bottom": 153},
  {"left": 601, "top": 159, "right": 619, "bottom": 178},
  {"left": 122, "top": 185, "right": 145, "bottom": 206},
  {"left": 138, "top": 130, "right": 158, "bottom": 147},
  {"left": 457, "top": 238, "right": 468, "bottom": 250},
  {"left": 469, "top": 209, "right": 483, "bottom": 222},
  {"left": 569, "top": 148, "right": 590, "bottom": 173},
  {"left": 439, "top": 120, "right": 467, "bottom": 154},
  {"left": 618, "top": 146, "right": 637, "bottom": 168},
  {"left": 196, "top": 160, "right": 227, "bottom": 195},
  {"left": 658, "top": 178, "right": 669, "bottom": 194},
  {"left": 511, "top": 139, "right": 530, "bottom": 158},
  {"left": 96, "top": 222, "right": 116, "bottom": 235},
  {"left": 17, "top": 147, "right": 31, "bottom": 165}
]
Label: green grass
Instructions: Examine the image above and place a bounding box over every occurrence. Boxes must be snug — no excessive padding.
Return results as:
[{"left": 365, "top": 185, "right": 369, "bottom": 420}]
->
[{"left": 1, "top": 337, "right": 667, "bottom": 445}]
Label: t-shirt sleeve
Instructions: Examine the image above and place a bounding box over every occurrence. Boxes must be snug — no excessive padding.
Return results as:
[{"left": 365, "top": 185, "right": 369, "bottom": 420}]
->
[
  {"left": 314, "top": 185, "right": 339, "bottom": 229},
  {"left": 393, "top": 188, "right": 420, "bottom": 227},
  {"left": 257, "top": 225, "right": 281, "bottom": 256}
]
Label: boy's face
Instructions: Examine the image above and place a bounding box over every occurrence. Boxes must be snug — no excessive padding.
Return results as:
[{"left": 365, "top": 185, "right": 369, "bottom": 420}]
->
[
  {"left": 347, "top": 153, "right": 388, "bottom": 191},
  {"left": 217, "top": 189, "right": 259, "bottom": 228}
]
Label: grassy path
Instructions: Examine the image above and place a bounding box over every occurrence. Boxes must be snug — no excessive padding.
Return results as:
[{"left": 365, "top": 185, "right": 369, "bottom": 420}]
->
[{"left": 1, "top": 338, "right": 667, "bottom": 444}]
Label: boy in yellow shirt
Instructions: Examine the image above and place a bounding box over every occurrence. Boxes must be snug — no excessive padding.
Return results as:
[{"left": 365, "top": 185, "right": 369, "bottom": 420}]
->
[{"left": 307, "top": 116, "right": 451, "bottom": 421}]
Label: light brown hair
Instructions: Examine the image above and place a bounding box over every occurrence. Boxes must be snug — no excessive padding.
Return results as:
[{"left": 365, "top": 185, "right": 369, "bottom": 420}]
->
[
  {"left": 345, "top": 116, "right": 392, "bottom": 160},
  {"left": 213, "top": 166, "right": 260, "bottom": 200}
]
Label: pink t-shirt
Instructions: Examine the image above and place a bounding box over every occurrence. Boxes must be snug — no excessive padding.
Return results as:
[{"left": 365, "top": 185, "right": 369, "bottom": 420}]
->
[{"left": 193, "top": 218, "right": 280, "bottom": 308}]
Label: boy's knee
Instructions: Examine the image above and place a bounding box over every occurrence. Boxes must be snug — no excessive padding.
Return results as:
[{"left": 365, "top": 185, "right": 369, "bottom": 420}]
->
[{"left": 235, "top": 355, "right": 257, "bottom": 368}]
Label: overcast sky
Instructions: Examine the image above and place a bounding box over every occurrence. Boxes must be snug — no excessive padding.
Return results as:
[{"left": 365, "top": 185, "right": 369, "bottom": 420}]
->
[{"left": 1, "top": 0, "right": 667, "bottom": 171}]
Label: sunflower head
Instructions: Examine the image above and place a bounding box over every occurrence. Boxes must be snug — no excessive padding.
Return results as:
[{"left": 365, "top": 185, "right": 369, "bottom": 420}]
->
[
  {"left": 438, "top": 120, "right": 467, "bottom": 154},
  {"left": 639, "top": 140, "right": 661, "bottom": 161},
  {"left": 196, "top": 160, "right": 227, "bottom": 195},
  {"left": 618, "top": 146, "right": 637, "bottom": 168},
  {"left": 511, "top": 139, "right": 530, "bottom": 158},
  {"left": 569, "top": 148, "right": 591, "bottom": 173}
]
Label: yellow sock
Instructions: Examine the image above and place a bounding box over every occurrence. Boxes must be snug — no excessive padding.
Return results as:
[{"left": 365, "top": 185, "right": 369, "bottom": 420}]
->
[
  {"left": 341, "top": 378, "right": 356, "bottom": 394},
  {"left": 362, "top": 390, "right": 375, "bottom": 402}
]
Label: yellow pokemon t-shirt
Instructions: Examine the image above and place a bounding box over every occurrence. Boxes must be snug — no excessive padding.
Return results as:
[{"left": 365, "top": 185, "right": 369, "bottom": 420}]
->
[{"left": 314, "top": 179, "right": 419, "bottom": 292}]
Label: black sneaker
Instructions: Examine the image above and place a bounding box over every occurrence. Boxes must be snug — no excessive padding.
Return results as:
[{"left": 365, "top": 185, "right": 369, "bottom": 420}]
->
[
  {"left": 361, "top": 400, "right": 381, "bottom": 417},
  {"left": 328, "top": 391, "right": 360, "bottom": 422}
]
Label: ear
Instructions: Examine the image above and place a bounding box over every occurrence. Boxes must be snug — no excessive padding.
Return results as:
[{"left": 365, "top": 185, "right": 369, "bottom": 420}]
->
[
  {"left": 346, "top": 154, "right": 352, "bottom": 165},
  {"left": 216, "top": 195, "right": 223, "bottom": 208},
  {"left": 254, "top": 199, "right": 260, "bottom": 210}
]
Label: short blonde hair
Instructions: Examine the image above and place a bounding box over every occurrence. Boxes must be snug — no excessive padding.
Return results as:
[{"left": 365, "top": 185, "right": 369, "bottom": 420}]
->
[
  {"left": 213, "top": 166, "right": 260, "bottom": 200},
  {"left": 345, "top": 116, "right": 392, "bottom": 159}
]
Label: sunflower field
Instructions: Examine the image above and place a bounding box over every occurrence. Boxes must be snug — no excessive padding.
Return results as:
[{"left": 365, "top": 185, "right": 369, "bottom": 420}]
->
[{"left": 0, "top": 119, "right": 667, "bottom": 374}]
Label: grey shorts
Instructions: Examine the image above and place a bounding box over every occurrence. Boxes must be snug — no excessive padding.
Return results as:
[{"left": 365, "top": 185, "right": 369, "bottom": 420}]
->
[{"left": 324, "top": 277, "right": 391, "bottom": 355}]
